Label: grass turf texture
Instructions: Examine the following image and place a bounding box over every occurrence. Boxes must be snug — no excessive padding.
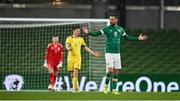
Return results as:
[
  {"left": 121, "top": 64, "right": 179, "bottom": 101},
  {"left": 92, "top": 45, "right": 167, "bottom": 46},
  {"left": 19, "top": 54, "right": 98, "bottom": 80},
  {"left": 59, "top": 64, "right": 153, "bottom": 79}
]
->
[{"left": 0, "top": 91, "right": 180, "bottom": 100}]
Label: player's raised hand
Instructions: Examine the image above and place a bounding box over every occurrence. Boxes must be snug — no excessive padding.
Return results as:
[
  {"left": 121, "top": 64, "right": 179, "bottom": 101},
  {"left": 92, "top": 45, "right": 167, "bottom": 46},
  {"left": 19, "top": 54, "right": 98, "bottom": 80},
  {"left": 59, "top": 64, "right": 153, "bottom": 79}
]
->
[
  {"left": 138, "top": 33, "right": 147, "bottom": 40},
  {"left": 82, "top": 26, "right": 89, "bottom": 34},
  {"left": 94, "top": 51, "right": 102, "bottom": 57}
]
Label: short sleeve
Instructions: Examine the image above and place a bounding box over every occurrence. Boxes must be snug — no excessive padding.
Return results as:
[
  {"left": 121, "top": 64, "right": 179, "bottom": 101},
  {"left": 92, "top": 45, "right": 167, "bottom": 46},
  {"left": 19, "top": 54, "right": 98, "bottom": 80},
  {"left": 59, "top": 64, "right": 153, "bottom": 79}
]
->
[
  {"left": 100, "top": 26, "right": 107, "bottom": 35},
  {"left": 81, "top": 38, "right": 86, "bottom": 47},
  {"left": 66, "top": 37, "right": 71, "bottom": 44},
  {"left": 121, "top": 27, "right": 128, "bottom": 37}
]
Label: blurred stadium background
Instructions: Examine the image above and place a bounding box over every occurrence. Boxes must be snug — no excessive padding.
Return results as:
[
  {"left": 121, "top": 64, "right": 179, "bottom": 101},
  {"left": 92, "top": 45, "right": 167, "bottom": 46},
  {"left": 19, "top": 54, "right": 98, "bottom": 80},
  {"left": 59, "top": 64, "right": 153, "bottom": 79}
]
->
[{"left": 0, "top": 0, "right": 180, "bottom": 99}]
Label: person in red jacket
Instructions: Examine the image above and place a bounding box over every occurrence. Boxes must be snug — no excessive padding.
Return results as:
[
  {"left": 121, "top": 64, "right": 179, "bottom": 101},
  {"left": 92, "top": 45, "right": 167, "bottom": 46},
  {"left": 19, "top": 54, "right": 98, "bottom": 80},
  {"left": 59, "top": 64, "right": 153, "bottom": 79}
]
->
[{"left": 43, "top": 34, "right": 63, "bottom": 91}]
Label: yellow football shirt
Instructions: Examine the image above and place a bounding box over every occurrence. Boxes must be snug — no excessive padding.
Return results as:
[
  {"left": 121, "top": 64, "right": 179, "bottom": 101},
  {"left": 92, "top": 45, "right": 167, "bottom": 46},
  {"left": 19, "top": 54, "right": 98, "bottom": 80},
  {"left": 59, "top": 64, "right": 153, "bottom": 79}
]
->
[{"left": 65, "top": 36, "right": 86, "bottom": 60}]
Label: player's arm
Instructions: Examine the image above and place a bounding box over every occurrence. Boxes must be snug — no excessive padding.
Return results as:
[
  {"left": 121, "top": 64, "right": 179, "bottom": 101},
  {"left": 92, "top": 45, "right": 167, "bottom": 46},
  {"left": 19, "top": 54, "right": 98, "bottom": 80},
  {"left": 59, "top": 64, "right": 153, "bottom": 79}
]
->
[
  {"left": 65, "top": 37, "right": 72, "bottom": 51},
  {"left": 123, "top": 33, "right": 147, "bottom": 41},
  {"left": 57, "top": 44, "right": 63, "bottom": 68},
  {"left": 81, "top": 38, "right": 101, "bottom": 56},
  {"left": 65, "top": 43, "right": 72, "bottom": 51},
  {"left": 82, "top": 26, "right": 102, "bottom": 36},
  {"left": 43, "top": 45, "right": 50, "bottom": 68},
  {"left": 122, "top": 28, "right": 147, "bottom": 41},
  {"left": 83, "top": 46, "right": 101, "bottom": 57},
  {"left": 89, "top": 31, "right": 102, "bottom": 36},
  {"left": 122, "top": 33, "right": 138, "bottom": 41}
]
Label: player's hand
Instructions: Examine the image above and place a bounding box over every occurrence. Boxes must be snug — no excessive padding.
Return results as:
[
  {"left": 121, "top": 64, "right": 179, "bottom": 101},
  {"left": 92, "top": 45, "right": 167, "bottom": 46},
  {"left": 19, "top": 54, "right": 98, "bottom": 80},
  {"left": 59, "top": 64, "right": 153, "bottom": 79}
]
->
[
  {"left": 66, "top": 44, "right": 72, "bottom": 51},
  {"left": 67, "top": 48, "right": 72, "bottom": 51},
  {"left": 82, "top": 26, "right": 89, "bottom": 34},
  {"left": 43, "top": 61, "right": 48, "bottom": 68},
  {"left": 138, "top": 33, "right": 147, "bottom": 40},
  {"left": 94, "top": 51, "right": 101, "bottom": 57},
  {"left": 57, "top": 61, "right": 62, "bottom": 68}
]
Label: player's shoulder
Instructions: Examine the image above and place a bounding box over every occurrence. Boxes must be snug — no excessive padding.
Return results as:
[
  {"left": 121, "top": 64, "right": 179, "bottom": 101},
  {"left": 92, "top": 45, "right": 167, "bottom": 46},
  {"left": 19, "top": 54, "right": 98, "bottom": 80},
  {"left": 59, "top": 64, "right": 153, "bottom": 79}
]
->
[
  {"left": 57, "top": 43, "right": 63, "bottom": 48},
  {"left": 115, "top": 25, "right": 124, "bottom": 32},
  {"left": 116, "top": 25, "right": 123, "bottom": 29},
  {"left": 66, "top": 35, "right": 72, "bottom": 39},
  {"left": 67, "top": 35, "right": 72, "bottom": 38},
  {"left": 66, "top": 36, "right": 73, "bottom": 42},
  {"left": 78, "top": 37, "right": 85, "bottom": 41},
  {"left": 103, "top": 25, "right": 111, "bottom": 29},
  {"left": 78, "top": 36, "right": 84, "bottom": 39},
  {"left": 47, "top": 43, "right": 53, "bottom": 48}
]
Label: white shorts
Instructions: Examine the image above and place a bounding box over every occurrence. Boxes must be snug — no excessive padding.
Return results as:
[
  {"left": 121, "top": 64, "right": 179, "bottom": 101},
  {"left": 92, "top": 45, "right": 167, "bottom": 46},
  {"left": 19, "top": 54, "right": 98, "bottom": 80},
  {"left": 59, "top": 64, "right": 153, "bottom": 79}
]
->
[{"left": 105, "top": 53, "right": 122, "bottom": 71}]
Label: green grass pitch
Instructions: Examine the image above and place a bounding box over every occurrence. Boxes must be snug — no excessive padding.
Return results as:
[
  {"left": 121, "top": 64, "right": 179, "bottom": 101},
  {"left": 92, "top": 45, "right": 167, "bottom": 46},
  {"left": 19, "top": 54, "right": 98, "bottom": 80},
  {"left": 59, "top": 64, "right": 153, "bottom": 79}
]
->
[{"left": 0, "top": 91, "right": 180, "bottom": 100}]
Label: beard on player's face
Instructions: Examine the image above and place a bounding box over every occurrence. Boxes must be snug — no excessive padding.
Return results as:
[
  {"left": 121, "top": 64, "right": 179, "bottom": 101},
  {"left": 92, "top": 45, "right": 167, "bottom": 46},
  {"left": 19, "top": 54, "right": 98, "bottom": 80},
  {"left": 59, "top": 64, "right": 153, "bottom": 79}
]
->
[
  {"left": 110, "top": 22, "right": 116, "bottom": 26},
  {"left": 109, "top": 16, "right": 118, "bottom": 26}
]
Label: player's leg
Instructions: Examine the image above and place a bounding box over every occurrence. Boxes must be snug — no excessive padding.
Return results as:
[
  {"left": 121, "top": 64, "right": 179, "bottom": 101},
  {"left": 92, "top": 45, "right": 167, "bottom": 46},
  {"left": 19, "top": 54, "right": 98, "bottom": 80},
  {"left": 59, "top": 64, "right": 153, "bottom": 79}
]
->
[
  {"left": 105, "top": 53, "right": 114, "bottom": 85},
  {"left": 104, "top": 53, "right": 114, "bottom": 94},
  {"left": 47, "top": 64, "right": 55, "bottom": 90},
  {"left": 104, "top": 68, "right": 113, "bottom": 94},
  {"left": 68, "top": 71, "right": 73, "bottom": 89},
  {"left": 53, "top": 65, "right": 60, "bottom": 89},
  {"left": 67, "top": 59, "right": 74, "bottom": 91},
  {"left": 72, "top": 68, "right": 79, "bottom": 92},
  {"left": 72, "top": 61, "right": 81, "bottom": 92},
  {"left": 105, "top": 68, "right": 113, "bottom": 85},
  {"left": 112, "top": 53, "right": 121, "bottom": 95},
  {"left": 54, "top": 65, "right": 60, "bottom": 76},
  {"left": 112, "top": 69, "right": 120, "bottom": 94}
]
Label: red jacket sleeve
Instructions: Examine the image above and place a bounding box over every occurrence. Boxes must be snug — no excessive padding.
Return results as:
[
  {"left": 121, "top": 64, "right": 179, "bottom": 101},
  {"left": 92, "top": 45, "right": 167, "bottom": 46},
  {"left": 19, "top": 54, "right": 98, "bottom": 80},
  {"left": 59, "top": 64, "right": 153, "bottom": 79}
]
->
[
  {"left": 59, "top": 44, "right": 63, "bottom": 62},
  {"left": 45, "top": 44, "right": 50, "bottom": 61}
]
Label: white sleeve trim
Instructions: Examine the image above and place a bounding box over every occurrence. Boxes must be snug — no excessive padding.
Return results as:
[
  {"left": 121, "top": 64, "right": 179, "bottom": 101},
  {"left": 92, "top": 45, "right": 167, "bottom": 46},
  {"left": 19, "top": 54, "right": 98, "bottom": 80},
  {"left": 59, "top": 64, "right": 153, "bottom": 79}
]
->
[
  {"left": 100, "top": 29, "right": 104, "bottom": 35},
  {"left": 122, "top": 32, "right": 127, "bottom": 36}
]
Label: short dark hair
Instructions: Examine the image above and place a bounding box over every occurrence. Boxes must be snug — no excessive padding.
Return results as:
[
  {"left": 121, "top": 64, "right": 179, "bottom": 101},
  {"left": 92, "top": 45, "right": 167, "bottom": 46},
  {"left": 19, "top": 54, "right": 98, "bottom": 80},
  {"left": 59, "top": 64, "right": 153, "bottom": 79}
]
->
[
  {"left": 53, "top": 34, "right": 58, "bottom": 37},
  {"left": 72, "top": 26, "right": 80, "bottom": 31},
  {"left": 109, "top": 15, "right": 118, "bottom": 19}
]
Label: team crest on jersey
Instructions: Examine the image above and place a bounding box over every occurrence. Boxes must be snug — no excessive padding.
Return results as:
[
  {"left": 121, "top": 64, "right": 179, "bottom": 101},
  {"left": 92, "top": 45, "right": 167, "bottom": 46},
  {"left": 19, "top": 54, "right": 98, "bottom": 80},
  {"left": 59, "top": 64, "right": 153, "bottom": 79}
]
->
[{"left": 114, "top": 31, "right": 118, "bottom": 37}]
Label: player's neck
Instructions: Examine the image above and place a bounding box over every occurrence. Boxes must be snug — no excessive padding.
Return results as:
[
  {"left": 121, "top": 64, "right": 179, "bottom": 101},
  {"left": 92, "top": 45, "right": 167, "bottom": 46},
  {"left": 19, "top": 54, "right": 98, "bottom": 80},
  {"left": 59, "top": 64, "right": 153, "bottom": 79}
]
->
[
  {"left": 72, "top": 34, "right": 78, "bottom": 38},
  {"left": 52, "top": 42, "right": 58, "bottom": 45},
  {"left": 111, "top": 24, "right": 117, "bottom": 27}
]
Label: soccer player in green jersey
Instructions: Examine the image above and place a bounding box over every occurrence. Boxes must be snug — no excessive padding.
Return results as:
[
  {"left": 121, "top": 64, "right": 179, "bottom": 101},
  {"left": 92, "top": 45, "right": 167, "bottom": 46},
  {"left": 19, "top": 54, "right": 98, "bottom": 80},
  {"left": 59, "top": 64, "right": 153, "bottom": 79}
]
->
[{"left": 82, "top": 15, "right": 147, "bottom": 94}]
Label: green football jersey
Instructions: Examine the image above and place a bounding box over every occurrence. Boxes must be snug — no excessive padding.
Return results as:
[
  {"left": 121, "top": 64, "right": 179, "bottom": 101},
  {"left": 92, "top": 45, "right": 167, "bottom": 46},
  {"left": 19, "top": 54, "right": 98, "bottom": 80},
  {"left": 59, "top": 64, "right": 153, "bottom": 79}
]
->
[{"left": 89, "top": 25, "right": 138, "bottom": 53}]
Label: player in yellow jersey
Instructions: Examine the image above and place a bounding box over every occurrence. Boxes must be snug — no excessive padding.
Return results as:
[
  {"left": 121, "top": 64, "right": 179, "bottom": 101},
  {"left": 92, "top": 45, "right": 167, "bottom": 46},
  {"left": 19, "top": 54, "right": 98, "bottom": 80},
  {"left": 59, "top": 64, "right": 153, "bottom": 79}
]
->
[{"left": 65, "top": 26, "right": 101, "bottom": 92}]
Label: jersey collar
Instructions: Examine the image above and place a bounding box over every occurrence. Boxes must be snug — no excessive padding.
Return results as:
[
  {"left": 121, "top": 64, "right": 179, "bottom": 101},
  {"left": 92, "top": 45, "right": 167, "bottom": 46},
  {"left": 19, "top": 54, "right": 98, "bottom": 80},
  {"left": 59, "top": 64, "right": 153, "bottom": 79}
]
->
[{"left": 71, "top": 35, "right": 79, "bottom": 38}]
